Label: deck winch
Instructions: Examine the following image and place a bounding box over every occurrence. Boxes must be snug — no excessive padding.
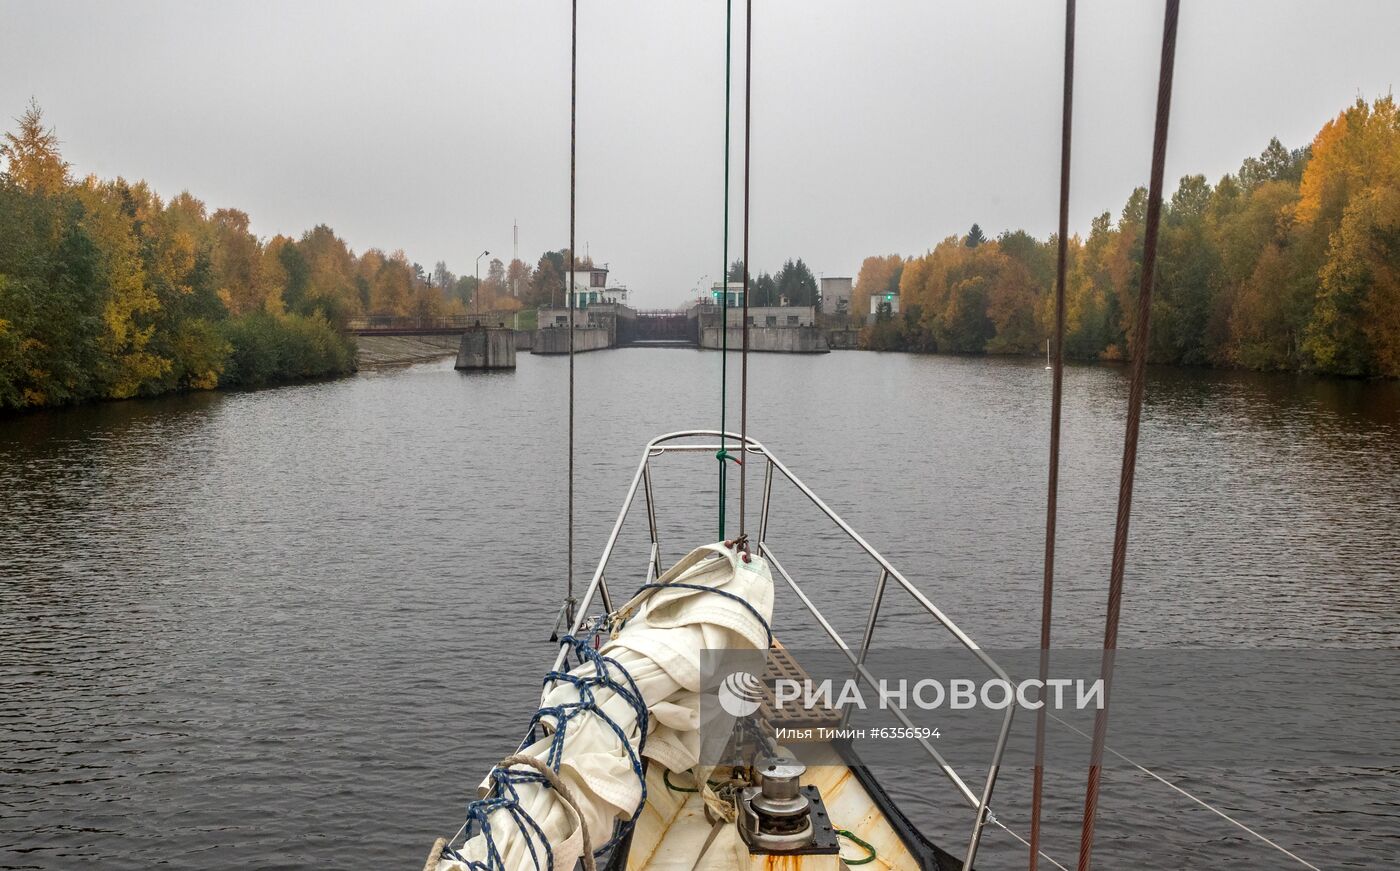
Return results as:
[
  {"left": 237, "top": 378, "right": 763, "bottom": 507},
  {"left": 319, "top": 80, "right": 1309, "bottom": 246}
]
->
[{"left": 737, "top": 754, "right": 839, "bottom": 857}]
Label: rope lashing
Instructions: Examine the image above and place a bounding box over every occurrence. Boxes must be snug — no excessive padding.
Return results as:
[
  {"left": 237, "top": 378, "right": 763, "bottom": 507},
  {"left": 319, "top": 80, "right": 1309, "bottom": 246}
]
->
[
  {"left": 453, "top": 549, "right": 769, "bottom": 870},
  {"left": 444, "top": 632, "right": 648, "bottom": 871},
  {"left": 716, "top": 448, "right": 742, "bottom": 466},
  {"left": 456, "top": 754, "right": 597, "bottom": 871},
  {"left": 498, "top": 755, "right": 595, "bottom": 871}
]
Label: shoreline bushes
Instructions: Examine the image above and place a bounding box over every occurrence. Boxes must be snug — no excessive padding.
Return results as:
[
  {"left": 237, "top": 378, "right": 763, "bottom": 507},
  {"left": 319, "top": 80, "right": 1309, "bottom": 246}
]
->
[{"left": 219, "top": 313, "right": 356, "bottom": 387}]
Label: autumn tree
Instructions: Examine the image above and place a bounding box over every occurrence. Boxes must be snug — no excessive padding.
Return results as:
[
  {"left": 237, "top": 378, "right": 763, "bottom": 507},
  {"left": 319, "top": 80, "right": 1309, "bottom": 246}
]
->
[
  {"left": 506, "top": 258, "right": 530, "bottom": 299},
  {"left": 298, "top": 224, "right": 359, "bottom": 324},
  {"left": 75, "top": 177, "right": 168, "bottom": 396},
  {"left": 844, "top": 96, "right": 1398, "bottom": 374},
  {"left": 1298, "top": 96, "right": 1400, "bottom": 375},
  {"left": 0, "top": 102, "right": 398, "bottom": 409},
  {"left": 0, "top": 99, "right": 69, "bottom": 195},
  {"left": 853, "top": 254, "right": 903, "bottom": 322},
  {"left": 210, "top": 208, "right": 263, "bottom": 316}
]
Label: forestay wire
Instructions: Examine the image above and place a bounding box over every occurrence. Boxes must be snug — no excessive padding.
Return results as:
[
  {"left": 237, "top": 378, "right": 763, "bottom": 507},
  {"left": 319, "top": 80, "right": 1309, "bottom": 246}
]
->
[
  {"left": 564, "top": 0, "right": 578, "bottom": 629},
  {"left": 716, "top": 0, "right": 754, "bottom": 545},
  {"left": 715, "top": 0, "right": 738, "bottom": 539},
  {"left": 738, "top": 0, "right": 753, "bottom": 540}
]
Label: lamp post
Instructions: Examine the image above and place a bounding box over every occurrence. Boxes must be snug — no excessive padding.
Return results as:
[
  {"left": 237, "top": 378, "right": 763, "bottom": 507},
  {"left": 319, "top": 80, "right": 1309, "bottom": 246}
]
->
[{"left": 475, "top": 250, "right": 490, "bottom": 315}]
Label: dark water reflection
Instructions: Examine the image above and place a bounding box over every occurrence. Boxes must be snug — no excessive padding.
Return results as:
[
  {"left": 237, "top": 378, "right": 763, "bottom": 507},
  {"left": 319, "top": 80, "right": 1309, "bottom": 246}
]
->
[{"left": 2, "top": 351, "right": 1397, "bottom": 869}]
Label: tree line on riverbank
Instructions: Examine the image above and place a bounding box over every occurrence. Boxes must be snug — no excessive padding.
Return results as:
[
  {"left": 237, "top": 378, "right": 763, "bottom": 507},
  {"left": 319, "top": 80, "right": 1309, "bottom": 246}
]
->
[
  {"left": 855, "top": 96, "right": 1400, "bottom": 378},
  {"left": 0, "top": 102, "right": 376, "bottom": 409},
  {"left": 0, "top": 100, "right": 626, "bottom": 411}
]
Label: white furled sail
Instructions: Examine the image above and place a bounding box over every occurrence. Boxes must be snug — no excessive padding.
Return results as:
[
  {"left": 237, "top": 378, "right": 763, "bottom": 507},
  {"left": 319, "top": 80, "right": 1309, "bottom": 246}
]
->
[{"left": 437, "top": 542, "right": 773, "bottom": 871}]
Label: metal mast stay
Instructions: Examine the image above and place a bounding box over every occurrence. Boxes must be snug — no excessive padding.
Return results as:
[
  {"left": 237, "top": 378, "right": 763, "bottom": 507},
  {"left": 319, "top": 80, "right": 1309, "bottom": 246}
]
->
[
  {"left": 738, "top": 0, "right": 753, "bottom": 543},
  {"left": 552, "top": 0, "right": 579, "bottom": 643},
  {"left": 716, "top": 0, "right": 734, "bottom": 540},
  {"left": 1078, "top": 2, "right": 1178, "bottom": 868},
  {"left": 1030, "top": 1, "right": 1075, "bottom": 868}
]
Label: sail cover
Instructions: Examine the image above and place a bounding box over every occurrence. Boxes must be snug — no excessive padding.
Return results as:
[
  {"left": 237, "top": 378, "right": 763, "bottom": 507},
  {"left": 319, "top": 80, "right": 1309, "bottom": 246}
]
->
[{"left": 437, "top": 541, "right": 774, "bottom": 870}]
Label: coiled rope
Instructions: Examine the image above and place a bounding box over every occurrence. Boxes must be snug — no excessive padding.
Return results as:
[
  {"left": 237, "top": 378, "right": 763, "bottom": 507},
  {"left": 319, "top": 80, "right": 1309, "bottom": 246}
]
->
[{"left": 836, "top": 829, "right": 878, "bottom": 866}]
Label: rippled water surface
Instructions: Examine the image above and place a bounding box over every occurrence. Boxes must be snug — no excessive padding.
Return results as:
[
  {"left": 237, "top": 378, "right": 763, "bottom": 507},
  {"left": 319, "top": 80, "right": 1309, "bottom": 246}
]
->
[{"left": 2, "top": 350, "right": 1398, "bottom": 869}]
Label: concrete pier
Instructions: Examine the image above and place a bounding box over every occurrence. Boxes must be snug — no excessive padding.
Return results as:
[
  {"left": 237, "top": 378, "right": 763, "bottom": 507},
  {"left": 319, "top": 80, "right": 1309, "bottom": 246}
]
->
[
  {"left": 699, "top": 326, "right": 830, "bottom": 353},
  {"left": 455, "top": 327, "right": 517, "bottom": 370},
  {"left": 532, "top": 326, "right": 611, "bottom": 355}
]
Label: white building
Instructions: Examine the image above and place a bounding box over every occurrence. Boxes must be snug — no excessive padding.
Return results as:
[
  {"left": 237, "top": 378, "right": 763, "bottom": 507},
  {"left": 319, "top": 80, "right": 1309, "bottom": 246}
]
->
[
  {"left": 869, "top": 289, "right": 900, "bottom": 324},
  {"left": 567, "top": 265, "right": 629, "bottom": 308},
  {"left": 707, "top": 281, "right": 746, "bottom": 308}
]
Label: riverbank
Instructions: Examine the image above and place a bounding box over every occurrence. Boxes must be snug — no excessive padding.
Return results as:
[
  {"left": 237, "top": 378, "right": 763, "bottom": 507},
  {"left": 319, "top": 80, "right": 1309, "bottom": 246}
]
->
[{"left": 355, "top": 334, "right": 461, "bottom": 367}]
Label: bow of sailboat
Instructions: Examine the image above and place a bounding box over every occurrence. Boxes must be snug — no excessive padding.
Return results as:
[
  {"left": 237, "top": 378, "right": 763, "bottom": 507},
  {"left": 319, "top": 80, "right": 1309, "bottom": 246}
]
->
[{"left": 424, "top": 431, "right": 1017, "bottom": 871}]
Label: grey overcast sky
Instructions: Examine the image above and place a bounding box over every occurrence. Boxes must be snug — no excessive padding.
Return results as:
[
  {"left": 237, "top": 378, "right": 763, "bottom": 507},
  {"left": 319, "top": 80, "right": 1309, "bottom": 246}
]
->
[{"left": 2, "top": 1, "right": 1397, "bottom": 307}]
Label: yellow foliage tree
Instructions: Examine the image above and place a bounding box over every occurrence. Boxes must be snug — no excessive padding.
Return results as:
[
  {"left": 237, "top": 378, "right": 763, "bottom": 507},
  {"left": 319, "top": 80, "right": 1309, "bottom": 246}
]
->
[
  {"left": 1298, "top": 96, "right": 1400, "bottom": 374},
  {"left": 211, "top": 208, "right": 264, "bottom": 316},
  {"left": 0, "top": 99, "right": 70, "bottom": 195},
  {"left": 852, "top": 254, "right": 903, "bottom": 323},
  {"left": 75, "top": 178, "right": 169, "bottom": 397}
]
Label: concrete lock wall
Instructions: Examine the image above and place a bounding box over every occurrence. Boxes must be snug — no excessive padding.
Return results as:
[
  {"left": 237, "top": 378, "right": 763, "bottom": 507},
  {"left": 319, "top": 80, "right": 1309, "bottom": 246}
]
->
[
  {"left": 699, "top": 326, "right": 830, "bottom": 353},
  {"left": 531, "top": 326, "right": 612, "bottom": 355},
  {"left": 455, "top": 328, "right": 517, "bottom": 369},
  {"left": 826, "top": 329, "right": 860, "bottom": 350},
  {"left": 535, "top": 303, "right": 637, "bottom": 345}
]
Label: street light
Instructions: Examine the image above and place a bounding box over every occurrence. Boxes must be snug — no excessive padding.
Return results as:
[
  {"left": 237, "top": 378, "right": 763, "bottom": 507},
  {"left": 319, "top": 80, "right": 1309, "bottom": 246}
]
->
[{"left": 475, "top": 250, "right": 490, "bottom": 314}]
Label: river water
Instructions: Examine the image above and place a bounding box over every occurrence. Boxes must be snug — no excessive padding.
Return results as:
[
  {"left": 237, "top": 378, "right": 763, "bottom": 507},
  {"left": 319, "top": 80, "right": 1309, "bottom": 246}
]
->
[{"left": 2, "top": 349, "right": 1397, "bottom": 869}]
